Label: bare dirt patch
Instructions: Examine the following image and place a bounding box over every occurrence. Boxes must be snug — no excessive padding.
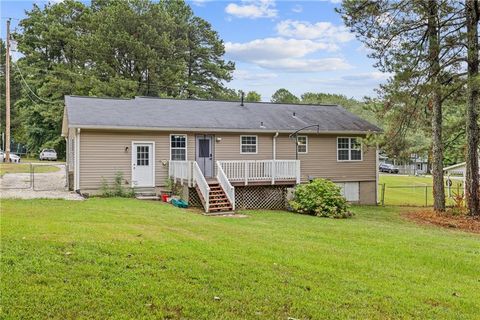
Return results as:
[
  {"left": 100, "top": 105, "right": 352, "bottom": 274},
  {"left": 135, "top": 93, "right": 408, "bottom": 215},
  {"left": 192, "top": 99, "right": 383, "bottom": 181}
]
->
[{"left": 404, "top": 210, "right": 480, "bottom": 234}]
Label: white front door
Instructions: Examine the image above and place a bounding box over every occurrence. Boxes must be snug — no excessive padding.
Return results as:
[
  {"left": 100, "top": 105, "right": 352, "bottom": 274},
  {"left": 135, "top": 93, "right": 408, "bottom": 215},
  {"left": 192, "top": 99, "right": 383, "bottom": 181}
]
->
[{"left": 132, "top": 142, "right": 154, "bottom": 187}]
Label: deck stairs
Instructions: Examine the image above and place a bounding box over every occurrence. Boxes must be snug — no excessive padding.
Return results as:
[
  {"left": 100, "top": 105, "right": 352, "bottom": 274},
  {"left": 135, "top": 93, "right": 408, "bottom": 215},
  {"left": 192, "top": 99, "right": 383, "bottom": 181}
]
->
[{"left": 196, "top": 179, "right": 234, "bottom": 213}]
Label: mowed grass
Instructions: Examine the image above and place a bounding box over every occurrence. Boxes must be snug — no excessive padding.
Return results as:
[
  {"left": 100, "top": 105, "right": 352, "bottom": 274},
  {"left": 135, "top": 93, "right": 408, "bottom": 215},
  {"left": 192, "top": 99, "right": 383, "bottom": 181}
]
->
[
  {"left": 379, "top": 174, "right": 464, "bottom": 206},
  {"left": 1, "top": 199, "right": 479, "bottom": 319},
  {"left": 0, "top": 163, "right": 60, "bottom": 176}
]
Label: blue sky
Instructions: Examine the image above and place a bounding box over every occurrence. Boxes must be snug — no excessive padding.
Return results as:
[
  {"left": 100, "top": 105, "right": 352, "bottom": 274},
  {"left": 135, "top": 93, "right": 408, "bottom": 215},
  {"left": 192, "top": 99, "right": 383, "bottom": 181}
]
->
[{"left": 1, "top": 0, "right": 387, "bottom": 101}]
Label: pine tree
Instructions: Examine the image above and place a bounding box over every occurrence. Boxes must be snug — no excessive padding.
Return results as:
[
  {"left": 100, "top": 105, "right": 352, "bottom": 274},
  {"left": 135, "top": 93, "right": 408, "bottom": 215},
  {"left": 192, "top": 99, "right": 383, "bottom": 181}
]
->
[{"left": 465, "top": 0, "right": 479, "bottom": 216}]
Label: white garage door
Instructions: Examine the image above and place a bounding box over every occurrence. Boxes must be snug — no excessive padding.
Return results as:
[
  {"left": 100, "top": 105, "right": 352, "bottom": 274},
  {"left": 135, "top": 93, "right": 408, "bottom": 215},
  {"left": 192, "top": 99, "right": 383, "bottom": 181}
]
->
[{"left": 336, "top": 182, "right": 359, "bottom": 202}]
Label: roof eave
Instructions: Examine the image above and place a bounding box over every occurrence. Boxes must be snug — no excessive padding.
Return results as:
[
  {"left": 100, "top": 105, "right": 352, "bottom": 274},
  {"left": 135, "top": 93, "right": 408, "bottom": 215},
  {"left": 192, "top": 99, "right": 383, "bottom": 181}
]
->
[{"left": 68, "top": 124, "right": 381, "bottom": 135}]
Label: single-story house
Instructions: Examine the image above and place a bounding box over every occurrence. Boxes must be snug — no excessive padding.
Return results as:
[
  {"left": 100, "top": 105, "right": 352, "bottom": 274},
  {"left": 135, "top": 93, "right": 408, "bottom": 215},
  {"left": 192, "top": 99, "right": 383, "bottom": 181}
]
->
[{"left": 62, "top": 96, "right": 382, "bottom": 212}]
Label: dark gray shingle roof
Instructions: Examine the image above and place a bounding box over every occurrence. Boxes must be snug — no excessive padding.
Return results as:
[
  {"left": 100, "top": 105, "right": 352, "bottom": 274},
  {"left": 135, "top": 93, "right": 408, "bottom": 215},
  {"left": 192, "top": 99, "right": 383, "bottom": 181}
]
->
[{"left": 65, "top": 96, "right": 381, "bottom": 133}]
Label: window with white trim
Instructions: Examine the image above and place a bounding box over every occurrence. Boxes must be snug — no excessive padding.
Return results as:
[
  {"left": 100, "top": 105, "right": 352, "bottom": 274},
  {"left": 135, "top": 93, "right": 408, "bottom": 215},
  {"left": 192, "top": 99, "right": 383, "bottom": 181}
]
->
[
  {"left": 337, "top": 137, "right": 362, "bottom": 161},
  {"left": 170, "top": 135, "right": 187, "bottom": 160},
  {"left": 297, "top": 135, "right": 308, "bottom": 153},
  {"left": 240, "top": 135, "right": 257, "bottom": 154}
]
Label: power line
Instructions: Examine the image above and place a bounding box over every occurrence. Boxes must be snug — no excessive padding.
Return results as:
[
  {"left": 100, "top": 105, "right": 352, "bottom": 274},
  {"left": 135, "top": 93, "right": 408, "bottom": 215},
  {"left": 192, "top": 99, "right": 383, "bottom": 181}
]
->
[{"left": 13, "top": 62, "right": 57, "bottom": 104}]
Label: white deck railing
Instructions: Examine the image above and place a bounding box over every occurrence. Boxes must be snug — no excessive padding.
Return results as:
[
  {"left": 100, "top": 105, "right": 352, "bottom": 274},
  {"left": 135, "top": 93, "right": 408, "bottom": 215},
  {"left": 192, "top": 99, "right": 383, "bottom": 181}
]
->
[
  {"left": 217, "top": 160, "right": 300, "bottom": 185},
  {"left": 169, "top": 160, "right": 300, "bottom": 211},
  {"left": 168, "top": 161, "right": 192, "bottom": 186},
  {"left": 216, "top": 162, "right": 235, "bottom": 210},
  {"left": 192, "top": 161, "right": 210, "bottom": 212}
]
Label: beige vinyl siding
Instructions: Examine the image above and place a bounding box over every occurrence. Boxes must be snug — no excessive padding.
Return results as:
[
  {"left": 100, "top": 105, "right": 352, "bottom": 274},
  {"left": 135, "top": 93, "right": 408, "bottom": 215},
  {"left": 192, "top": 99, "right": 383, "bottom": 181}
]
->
[
  {"left": 275, "top": 134, "right": 376, "bottom": 182},
  {"left": 67, "top": 128, "right": 75, "bottom": 172},
  {"left": 79, "top": 130, "right": 194, "bottom": 191},
  {"left": 214, "top": 133, "right": 273, "bottom": 160},
  {"left": 78, "top": 130, "right": 377, "bottom": 203}
]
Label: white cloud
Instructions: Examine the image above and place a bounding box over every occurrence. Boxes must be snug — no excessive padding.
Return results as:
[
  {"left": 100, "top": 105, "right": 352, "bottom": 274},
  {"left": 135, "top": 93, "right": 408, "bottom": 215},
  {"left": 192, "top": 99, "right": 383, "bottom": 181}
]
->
[
  {"left": 234, "top": 70, "right": 278, "bottom": 81},
  {"left": 254, "top": 58, "right": 351, "bottom": 72},
  {"left": 225, "top": 36, "right": 352, "bottom": 73},
  {"left": 341, "top": 72, "right": 390, "bottom": 81},
  {"left": 225, "top": 37, "right": 337, "bottom": 61},
  {"left": 276, "top": 20, "right": 354, "bottom": 42},
  {"left": 225, "top": 0, "right": 277, "bottom": 19},
  {"left": 292, "top": 5, "right": 303, "bottom": 13},
  {"left": 318, "top": 0, "right": 342, "bottom": 3},
  {"left": 190, "top": 0, "right": 209, "bottom": 6}
]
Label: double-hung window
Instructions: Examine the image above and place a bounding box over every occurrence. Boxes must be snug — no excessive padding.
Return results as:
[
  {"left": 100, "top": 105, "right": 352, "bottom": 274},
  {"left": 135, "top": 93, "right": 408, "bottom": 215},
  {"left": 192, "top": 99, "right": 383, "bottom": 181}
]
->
[
  {"left": 170, "top": 134, "right": 187, "bottom": 160},
  {"left": 337, "top": 137, "right": 362, "bottom": 161},
  {"left": 240, "top": 135, "right": 257, "bottom": 154},
  {"left": 297, "top": 136, "right": 308, "bottom": 154}
]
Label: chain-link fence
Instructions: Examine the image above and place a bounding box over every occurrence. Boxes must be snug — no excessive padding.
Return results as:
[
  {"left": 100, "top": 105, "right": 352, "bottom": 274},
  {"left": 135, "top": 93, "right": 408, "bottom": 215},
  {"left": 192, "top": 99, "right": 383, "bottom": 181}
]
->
[
  {"left": 0, "top": 162, "right": 68, "bottom": 191},
  {"left": 378, "top": 182, "right": 464, "bottom": 207}
]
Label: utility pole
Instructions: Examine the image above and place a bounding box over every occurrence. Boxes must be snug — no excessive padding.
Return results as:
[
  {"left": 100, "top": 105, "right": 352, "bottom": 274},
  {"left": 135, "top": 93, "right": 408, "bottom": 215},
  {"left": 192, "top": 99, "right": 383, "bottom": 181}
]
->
[{"left": 5, "top": 18, "right": 11, "bottom": 161}]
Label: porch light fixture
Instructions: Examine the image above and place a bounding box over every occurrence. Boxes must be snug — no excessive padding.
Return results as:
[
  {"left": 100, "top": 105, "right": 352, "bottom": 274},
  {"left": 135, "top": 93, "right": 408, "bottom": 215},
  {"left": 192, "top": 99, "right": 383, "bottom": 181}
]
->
[
  {"left": 125, "top": 146, "right": 129, "bottom": 152},
  {"left": 216, "top": 137, "right": 222, "bottom": 142}
]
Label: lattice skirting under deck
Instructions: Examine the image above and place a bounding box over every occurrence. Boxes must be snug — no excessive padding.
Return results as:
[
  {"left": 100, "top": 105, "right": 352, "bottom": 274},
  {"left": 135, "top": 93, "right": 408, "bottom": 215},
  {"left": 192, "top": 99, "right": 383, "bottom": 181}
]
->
[
  {"left": 188, "top": 188, "right": 203, "bottom": 208},
  {"left": 188, "top": 185, "right": 288, "bottom": 210},
  {"left": 235, "top": 185, "right": 288, "bottom": 210}
]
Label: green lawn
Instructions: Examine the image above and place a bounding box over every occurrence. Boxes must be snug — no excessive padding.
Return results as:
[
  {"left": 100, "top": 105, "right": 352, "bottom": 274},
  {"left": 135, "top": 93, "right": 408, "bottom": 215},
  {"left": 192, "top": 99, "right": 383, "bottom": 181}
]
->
[
  {"left": 0, "top": 163, "right": 60, "bottom": 177},
  {"left": 379, "top": 174, "right": 464, "bottom": 206},
  {"left": 1, "top": 199, "right": 479, "bottom": 319}
]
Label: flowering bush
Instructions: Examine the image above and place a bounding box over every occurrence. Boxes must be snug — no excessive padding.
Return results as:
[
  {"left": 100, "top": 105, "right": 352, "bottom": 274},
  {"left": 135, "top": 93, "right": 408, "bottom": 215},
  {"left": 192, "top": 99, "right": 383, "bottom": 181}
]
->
[{"left": 289, "top": 178, "right": 352, "bottom": 218}]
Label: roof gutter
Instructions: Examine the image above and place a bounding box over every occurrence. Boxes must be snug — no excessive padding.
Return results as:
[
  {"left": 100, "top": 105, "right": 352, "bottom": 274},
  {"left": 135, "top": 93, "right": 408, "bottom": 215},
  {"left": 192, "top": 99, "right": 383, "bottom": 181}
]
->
[{"left": 68, "top": 124, "right": 381, "bottom": 135}]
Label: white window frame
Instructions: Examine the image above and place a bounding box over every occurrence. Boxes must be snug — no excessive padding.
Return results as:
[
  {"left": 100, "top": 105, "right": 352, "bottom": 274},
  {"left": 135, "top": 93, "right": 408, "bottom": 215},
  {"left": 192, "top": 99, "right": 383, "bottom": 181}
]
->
[
  {"left": 170, "top": 134, "right": 188, "bottom": 161},
  {"left": 337, "top": 137, "right": 363, "bottom": 162},
  {"left": 297, "top": 135, "right": 308, "bottom": 154},
  {"left": 240, "top": 135, "right": 258, "bottom": 154}
]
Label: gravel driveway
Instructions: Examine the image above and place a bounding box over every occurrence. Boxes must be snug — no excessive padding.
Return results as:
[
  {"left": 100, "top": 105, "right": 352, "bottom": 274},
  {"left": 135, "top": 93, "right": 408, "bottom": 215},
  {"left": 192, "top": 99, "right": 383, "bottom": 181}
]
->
[{"left": 0, "top": 163, "right": 83, "bottom": 200}]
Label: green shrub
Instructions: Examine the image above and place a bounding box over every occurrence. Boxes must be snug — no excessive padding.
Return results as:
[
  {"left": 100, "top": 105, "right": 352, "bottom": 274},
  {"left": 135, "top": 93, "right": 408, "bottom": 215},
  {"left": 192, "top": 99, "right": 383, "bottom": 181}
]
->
[
  {"left": 164, "top": 177, "right": 181, "bottom": 196},
  {"left": 100, "top": 172, "right": 134, "bottom": 198},
  {"left": 289, "top": 178, "right": 352, "bottom": 218},
  {"left": 100, "top": 177, "right": 113, "bottom": 197}
]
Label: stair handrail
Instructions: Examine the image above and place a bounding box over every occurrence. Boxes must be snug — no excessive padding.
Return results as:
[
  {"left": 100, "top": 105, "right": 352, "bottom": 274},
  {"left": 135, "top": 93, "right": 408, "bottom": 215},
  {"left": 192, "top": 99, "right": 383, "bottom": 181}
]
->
[
  {"left": 192, "top": 161, "right": 210, "bottom": 212},
  {"left": 216, "top": 162, "right": 235, "bottom": 211}
]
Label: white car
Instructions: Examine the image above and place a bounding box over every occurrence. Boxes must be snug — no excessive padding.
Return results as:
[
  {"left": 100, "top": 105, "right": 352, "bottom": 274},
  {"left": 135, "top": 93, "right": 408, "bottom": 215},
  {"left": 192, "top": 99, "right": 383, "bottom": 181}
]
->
[
  {"left": 39, "top": 148, "right": 57, "bottom": 161},
  {"left": 0, "top": 150, "right": 21, "bottom": 163}
]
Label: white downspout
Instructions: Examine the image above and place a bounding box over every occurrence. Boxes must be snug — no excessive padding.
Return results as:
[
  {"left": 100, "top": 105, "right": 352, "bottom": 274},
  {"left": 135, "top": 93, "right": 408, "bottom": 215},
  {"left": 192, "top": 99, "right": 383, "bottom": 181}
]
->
[
  {"left": 75, "top": 128, "right": 81, "bottom": 191},
  {"left": 65, "top": 136, "right": 69, "bottom": 189},
  {"left": 273, "top": 132, "right": 279, "bottom": 160}
]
